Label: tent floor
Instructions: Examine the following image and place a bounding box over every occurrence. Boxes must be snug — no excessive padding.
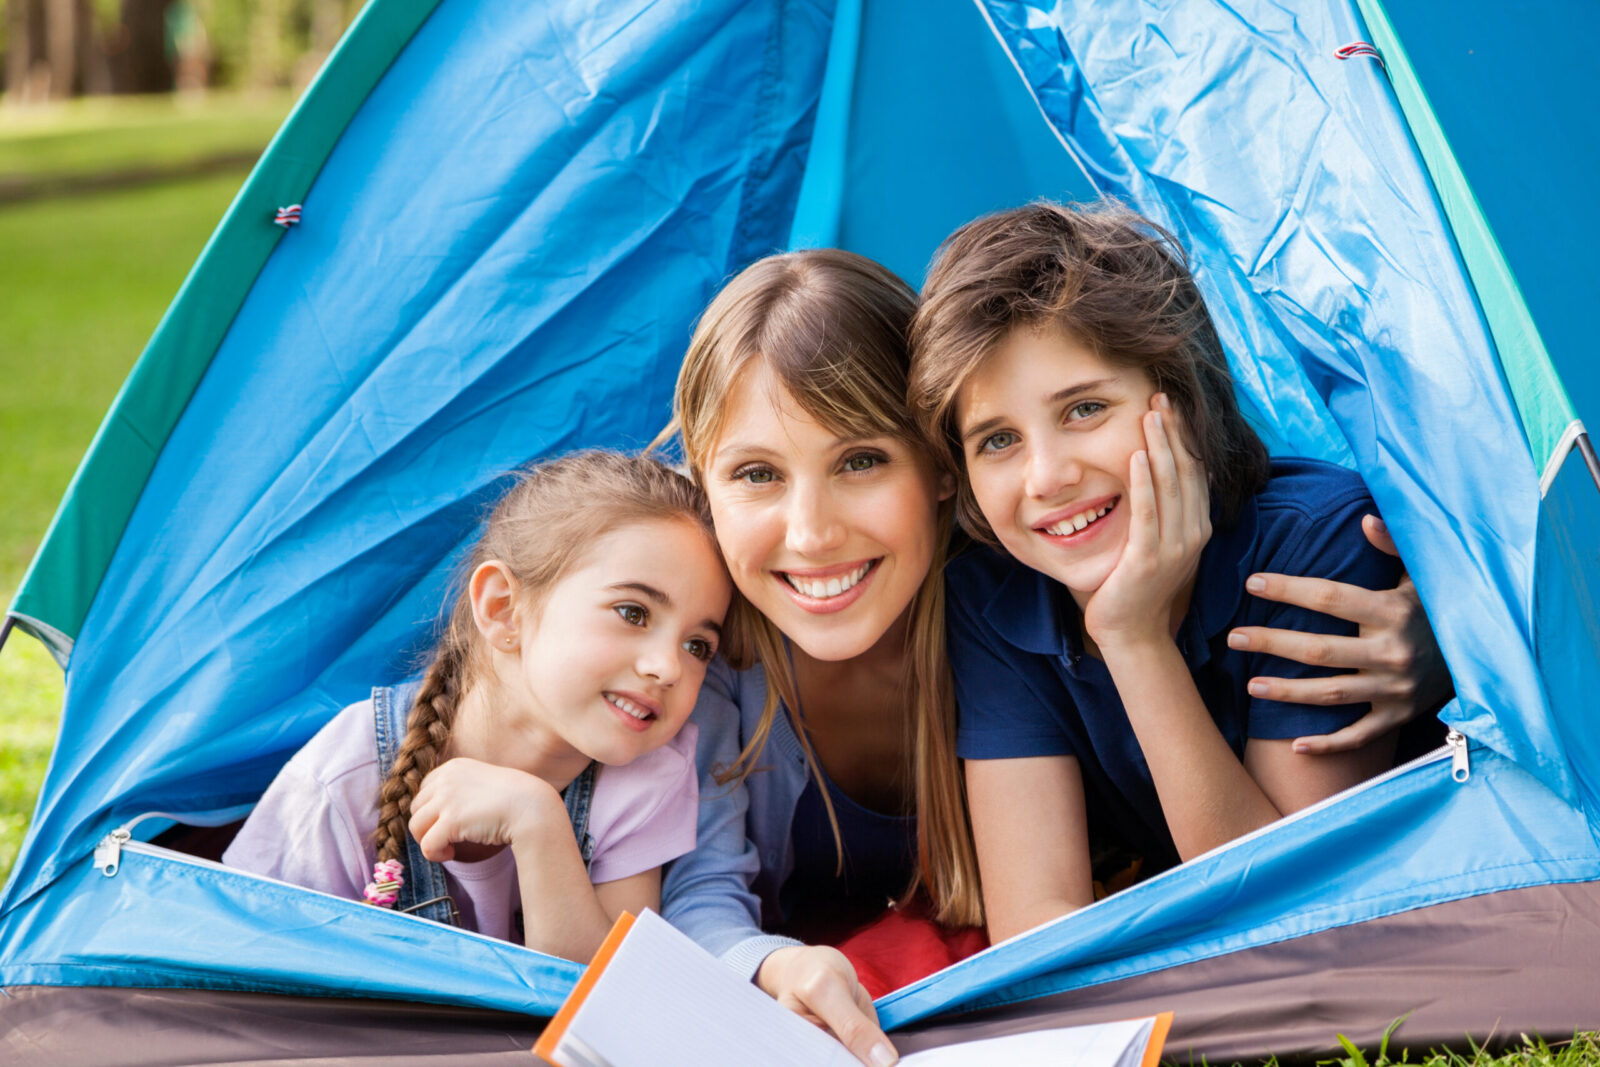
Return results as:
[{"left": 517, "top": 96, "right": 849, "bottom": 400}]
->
[{"left": 3, "top": 880, "right": 1597, "bottom": 1065}]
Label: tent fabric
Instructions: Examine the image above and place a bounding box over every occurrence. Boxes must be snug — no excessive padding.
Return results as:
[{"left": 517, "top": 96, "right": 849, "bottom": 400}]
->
[
  {"left": 4, "top": 0, "right": 445, "bottom": 664},
  {"left": 7, "top": 878, "right": 1599, "bottom": 1066},
  {"left": 2, "top": 0, "right": 1598, "bottom": 1054}
]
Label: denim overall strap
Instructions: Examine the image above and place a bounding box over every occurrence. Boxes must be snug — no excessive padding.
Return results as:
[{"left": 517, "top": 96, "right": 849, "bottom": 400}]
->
[
  {"left": 563, "top": 761, "right": 598, "bottom": 866},
  {"left": 371, "top": 685, "right": 460, "bottom": 926}
]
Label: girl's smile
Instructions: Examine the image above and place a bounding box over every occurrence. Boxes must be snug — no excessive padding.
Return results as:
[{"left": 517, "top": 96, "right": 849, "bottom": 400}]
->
[{"left": 956, "top": 327, "right": 1156, "bottom": 605}]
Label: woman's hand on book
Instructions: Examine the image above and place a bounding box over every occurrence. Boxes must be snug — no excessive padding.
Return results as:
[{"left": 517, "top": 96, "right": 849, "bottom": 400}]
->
[
  {"left": 1230, "top": 515, "right": 1452, "bottom": 753},
  {"left": 756, "top": 945, "right": 897, "bottom": 1066}
]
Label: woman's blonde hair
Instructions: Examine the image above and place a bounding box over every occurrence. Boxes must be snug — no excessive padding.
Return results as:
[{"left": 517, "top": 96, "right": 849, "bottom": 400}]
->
[
  {"left": 373, "top": 450, "right": 716, "bottom": 867},
  {"left": 657, "top": 249, "right": 984, "bottom": 925}
]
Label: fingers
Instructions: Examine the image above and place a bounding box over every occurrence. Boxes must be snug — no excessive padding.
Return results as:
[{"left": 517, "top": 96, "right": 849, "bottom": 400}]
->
[
  {"left": 762, "top": 947, "right": 897, "bottom": 1066},
  {"left": 1243, "top": 571, "right": 1398, "bottom": 628},
  {"left": 1243, "top": 670, "right": 1411, "bottom": 707},
  {"left": 1229, "top": 625, "right": 1398, "bottom": 672},
  {"left": 1362, "top": 514, "right": 1400, "bottom": 559},
  {"left": 408, "top": 804, "right": 456, "bottom": 863},
  {"left": 1143, "top": 404, "right": 1182, "bottom": 546},
  {"left": 1291, "top": 703, "right": 1413, "bottom": 754},
  {"left": 1125, "top": 447, "right": 1157, "bottom": 560}
]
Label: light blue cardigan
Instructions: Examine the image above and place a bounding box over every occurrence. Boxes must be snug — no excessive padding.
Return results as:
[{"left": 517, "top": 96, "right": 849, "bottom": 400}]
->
[{"left": 660, "top": 656, "right": 814, "bottom": 978}]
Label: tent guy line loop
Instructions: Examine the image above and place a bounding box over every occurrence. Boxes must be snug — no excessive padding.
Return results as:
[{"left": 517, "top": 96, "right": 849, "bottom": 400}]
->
[
  {"left": 1335, "top": 41, "right": 1388, "bottom": 75},
  {"left": 274, "top": 204, "right": 303, "bottom": 228}
]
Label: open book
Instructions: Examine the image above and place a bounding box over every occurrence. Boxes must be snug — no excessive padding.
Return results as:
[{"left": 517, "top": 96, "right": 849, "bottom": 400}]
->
[{"left": 535, "top": 910, "right": 1172, "bottom": 1067}]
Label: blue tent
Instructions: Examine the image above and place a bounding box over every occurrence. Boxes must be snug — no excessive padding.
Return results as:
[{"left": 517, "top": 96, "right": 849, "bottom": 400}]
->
[{"left": 3, "top": 0, "right": 1597, "bottom": 1059}]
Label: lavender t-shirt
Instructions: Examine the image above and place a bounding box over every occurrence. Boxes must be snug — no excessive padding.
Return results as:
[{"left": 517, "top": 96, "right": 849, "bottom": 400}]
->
[{"left": 222, "top": 698, "right": 698, "bottom": 942}]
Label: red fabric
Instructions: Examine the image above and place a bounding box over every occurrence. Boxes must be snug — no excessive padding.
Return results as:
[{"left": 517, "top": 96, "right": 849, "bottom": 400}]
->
[{"left": 832, "top": 904, "right": 989, "bottom": 999}]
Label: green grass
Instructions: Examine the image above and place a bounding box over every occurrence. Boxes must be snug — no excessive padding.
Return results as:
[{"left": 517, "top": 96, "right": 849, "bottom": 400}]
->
[
  {"left": 0, "top": 91, "right": 294, "bottom": 185},
  {"left": 0, "top": 90, "right": 290, "bottom": 884}
]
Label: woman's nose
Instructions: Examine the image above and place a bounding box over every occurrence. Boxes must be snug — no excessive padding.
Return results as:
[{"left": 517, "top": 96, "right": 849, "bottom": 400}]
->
[{"left": 785, "top": 484, "right": 847, "bottom": 556}]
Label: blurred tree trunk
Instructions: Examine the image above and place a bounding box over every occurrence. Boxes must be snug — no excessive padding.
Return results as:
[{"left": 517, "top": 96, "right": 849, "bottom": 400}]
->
[
  {"left": 43, "top": 0, "right": 76, "bottom": 95},
  {"left": 110, "top": 0, "right": 173, "bottom": 93},
  {"left": 4, "top": 0, "right": 46, "bottom": 100}
]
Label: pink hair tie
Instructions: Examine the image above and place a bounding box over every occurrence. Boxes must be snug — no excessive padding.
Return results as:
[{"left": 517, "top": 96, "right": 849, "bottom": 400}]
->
[{"left": 363, "top": 859, "right": 404, "bottom": 907}]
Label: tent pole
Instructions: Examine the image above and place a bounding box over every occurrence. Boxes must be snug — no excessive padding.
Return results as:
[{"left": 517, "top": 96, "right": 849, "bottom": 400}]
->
[
  {"left": 0, "top": 616, "right": 13, "bottom": 657},
  {"left": 1578, "top": 432, "right": 1600, "bottom": 494}
]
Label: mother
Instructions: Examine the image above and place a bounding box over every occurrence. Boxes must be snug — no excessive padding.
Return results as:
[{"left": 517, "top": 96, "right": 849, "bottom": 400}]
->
[{"left": 657, "top": 248, "right": 1445, "bottom": 1065}]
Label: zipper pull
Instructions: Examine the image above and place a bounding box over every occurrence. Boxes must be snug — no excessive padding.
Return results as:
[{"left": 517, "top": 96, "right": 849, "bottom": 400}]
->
[
  {"left": 93, "top": 828, "right": 131, "bottom": 877},
  {"left": 1446, "top": 729, "right": 1470, "bottom": 783}
]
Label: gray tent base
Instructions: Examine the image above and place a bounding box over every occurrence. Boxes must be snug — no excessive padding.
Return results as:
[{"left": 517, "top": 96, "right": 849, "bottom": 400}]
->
[
  {"left": 897, "top": 879, "right": 1600, "bottom": 1061},
  {"left": 4, "top": 880, "right": 1596, "bottom": 1066}
]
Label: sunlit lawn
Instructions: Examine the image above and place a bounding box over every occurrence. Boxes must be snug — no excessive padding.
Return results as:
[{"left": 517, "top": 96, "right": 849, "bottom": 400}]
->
[{"left": 0, "top": 91, "right": 290, "bottom": 882}]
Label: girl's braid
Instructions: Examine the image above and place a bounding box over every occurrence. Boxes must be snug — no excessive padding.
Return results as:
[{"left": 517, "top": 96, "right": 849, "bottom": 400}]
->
[{"left": 373, "top": 634, "right": 468, "bottom": 864}]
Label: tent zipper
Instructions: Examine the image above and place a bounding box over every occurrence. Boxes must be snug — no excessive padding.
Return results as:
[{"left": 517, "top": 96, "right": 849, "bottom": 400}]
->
[
  {"left": 85, "top": 815, "right": 550, "bottom": 954},
  {"left": 1446, "top": 728, "right": 1471, "bottom": 781}
]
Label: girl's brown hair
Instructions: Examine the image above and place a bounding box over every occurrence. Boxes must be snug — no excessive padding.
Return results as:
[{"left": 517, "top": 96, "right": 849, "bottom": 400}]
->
[
  {"left": 909, "top": 200, "right": 1270, "bottom": 545},
  {"left": 372, "top": 450, "right": 717, "bottom": 867},
  {"left": 905, "top": 200, "right": 1270, "bottom": 923},
  {"left": 657, "top": 249, "right": 983, "bottom": 925}
]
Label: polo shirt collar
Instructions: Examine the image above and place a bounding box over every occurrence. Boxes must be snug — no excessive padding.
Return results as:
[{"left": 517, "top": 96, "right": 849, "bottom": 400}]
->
[{"left": 979, "top": 493, "right": 1262, "bottom": 667}]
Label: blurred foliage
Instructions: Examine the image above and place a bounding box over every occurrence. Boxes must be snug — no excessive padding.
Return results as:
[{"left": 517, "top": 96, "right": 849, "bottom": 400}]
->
[{"left": 2, "top": 0, "right": 362, "bottom": 100}]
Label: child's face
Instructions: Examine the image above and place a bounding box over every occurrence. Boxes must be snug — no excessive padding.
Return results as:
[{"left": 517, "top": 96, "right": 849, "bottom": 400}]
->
[
  {"left": 702, "top": 360, "right": 950, "bottom": 662},
  {"left": 955, "top": 327, "right": 1159, "bottom": 602},
  {"left": 515, "top": 519, "right": 730, "bottom": 766}
]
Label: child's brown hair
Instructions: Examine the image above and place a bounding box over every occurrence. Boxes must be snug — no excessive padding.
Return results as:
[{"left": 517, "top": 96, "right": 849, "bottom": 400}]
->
[{"left": 909, "top": 200, "right": 1270, "bottom": 545}]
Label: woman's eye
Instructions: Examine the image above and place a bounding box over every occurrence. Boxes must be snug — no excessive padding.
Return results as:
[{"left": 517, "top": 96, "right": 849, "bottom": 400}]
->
[
  {"left": 1066, "top": 401, "right": 1107, "bottom": 422},
  {"left": 683, "top": 637, "right": 715, "bottom": 662},
  {"left": 842, "top": 452, "right": 883, "bottom": 473},
  {"left": 978, "top": 431, "right": 1019, "bottom": 454},
  {"left": 614, "top": 604, "right": 648, "bottom": 627},
  {"left": 734, "top": 465, "right": 775, "bottom": 485}
]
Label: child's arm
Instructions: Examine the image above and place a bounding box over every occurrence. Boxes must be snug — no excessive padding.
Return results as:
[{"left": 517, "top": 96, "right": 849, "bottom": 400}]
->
[
  {"left": 1089, "top": 401, "right": 1385, "bottom": 861},
  {"left": 407, "top": 757, "right": 615, "bottom": 962},
  {"left": 966, "top": 754, "right": 1095, "bottom": 944}
]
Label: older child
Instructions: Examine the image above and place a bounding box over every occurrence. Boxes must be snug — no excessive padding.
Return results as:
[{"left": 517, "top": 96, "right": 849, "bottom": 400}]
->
[
  {"left": 224, "top": 451, "right": 731, "bottom": 962},
  {"left": 909, "top": 202, "right": 1412, "bottom": 942}
]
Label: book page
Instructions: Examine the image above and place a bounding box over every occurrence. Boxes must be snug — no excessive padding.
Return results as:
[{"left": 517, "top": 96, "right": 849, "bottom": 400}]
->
[
  {"left": 900, "top": 1016, "right": 1157, "bottom": 1067},
  {"left": 547, "top": 910, "right": 858, "bottom": 1067}
]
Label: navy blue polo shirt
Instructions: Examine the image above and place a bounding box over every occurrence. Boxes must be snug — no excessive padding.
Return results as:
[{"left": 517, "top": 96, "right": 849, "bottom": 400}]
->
[{"left": 947, "top": 458, "right": 1402, "bottom": 869}]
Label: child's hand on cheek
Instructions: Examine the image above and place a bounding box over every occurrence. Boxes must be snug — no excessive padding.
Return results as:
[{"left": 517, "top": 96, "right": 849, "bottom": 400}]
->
[
  {"left": 408, "top": 758, "right": 566, "bottom": 863},
  {"left": 1082, "top": 394, "right": 1211, "bottom": 649}
]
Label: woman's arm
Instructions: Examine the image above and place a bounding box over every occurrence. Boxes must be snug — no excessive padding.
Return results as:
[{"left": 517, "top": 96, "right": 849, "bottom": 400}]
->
[
  {"left": 1230, "top": 515, "right": 1452, "bottom": 753},
  {"left": 966, "top": 755, "right": 1095, "bottom": 943},
  {"left": 658, "top": 661, "right": 896, "bottom": 1067},
  {"left": 659, "top": 660, "right": 798, "bottom": 971}
]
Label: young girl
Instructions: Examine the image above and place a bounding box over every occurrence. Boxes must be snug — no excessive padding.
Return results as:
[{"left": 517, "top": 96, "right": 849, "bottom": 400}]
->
[
  {"left": 908, "top": 201, "right": 1420, "bottom": 942},
  {"left": 224, "top": 451, "right": 731, "bottom": 962}
]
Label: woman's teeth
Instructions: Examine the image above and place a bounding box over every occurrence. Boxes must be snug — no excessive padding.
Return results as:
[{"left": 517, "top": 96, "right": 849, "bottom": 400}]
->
[
  {"left": 783, "top": 562, "right": 871, "bottom": 599},
  {"left": 1044, "top": 501, "right": 1114, "bottom": 536},
  {"left": 607, "top": 694, "right": 653, "bottom": 721}
]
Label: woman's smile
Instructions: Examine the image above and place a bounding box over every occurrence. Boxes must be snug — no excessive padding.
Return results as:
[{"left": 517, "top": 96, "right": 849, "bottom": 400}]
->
[
  {"left": 705, "top": 361, "right": 947, "bottom": 662},
  {"left": 776, "top": 558, "right": 881, "bottom": 613}
]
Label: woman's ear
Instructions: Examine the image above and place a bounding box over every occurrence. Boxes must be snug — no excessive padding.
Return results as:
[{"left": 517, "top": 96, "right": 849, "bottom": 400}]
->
[
  {"left": 469, "top": 560, "right": 524, "bottom": 652},
  {"left": 938, "top": 469, "right": 958, "bottom": 502}
]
